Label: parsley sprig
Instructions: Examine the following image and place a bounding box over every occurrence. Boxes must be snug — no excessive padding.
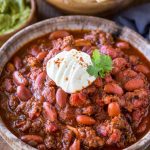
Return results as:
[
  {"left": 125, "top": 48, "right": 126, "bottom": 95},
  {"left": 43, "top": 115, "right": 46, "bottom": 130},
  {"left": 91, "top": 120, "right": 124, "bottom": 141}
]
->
[{"left": 87, "top": 49, "right": 112, "bottom": 78}]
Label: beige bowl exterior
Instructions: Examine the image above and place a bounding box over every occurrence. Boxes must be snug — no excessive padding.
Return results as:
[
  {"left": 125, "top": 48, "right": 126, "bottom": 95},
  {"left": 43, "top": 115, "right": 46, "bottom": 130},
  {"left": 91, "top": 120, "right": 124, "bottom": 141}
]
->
[
  {"left": 46, "top": 0, "right": 134, "bottom": 15},
  {"left": 0, "top": 16, "right": 150, "bottom": 150},
  {"left": 0, "top": 0, "right": 36, "bottom": 47}
]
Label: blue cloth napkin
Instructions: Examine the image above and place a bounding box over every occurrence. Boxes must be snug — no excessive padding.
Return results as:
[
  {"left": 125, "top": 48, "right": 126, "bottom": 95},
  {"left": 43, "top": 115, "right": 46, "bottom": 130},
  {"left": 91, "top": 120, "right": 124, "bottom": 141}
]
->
[{"left": 114, "top": 3, "right": 150, "bottom": 40}]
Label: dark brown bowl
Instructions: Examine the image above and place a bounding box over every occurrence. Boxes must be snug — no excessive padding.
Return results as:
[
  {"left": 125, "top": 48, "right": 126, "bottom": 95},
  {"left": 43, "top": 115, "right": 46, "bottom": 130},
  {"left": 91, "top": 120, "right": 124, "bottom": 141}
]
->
[{"left": 0, "top": 16, "right": 150, "bottom": 150}]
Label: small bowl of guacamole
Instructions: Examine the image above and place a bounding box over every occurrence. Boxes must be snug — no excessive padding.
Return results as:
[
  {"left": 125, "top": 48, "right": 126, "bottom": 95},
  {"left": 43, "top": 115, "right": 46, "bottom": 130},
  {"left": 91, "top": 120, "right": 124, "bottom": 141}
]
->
[{"left": 0, "top": 0, "right": 36, "bottom": 46}]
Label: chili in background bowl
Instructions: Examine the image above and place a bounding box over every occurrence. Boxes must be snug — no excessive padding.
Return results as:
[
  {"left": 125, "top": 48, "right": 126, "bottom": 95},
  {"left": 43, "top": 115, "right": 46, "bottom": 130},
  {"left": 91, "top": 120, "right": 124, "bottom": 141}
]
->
[{"left": 0, "top": 16, "right": 150, "bottom": 150}]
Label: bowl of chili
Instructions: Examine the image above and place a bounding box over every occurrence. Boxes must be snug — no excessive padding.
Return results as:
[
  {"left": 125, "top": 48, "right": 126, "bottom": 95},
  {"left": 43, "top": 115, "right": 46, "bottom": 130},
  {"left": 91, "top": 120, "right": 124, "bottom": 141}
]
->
[{"left": 0, "top": 16, "right": 150, "bottom": 150}]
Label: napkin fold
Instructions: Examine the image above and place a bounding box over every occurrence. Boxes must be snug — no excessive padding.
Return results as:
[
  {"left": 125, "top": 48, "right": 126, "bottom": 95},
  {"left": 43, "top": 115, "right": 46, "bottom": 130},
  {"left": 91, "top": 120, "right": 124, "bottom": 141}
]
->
[{"left": 114, "top": 3, "right": 150, "bottom": 40}]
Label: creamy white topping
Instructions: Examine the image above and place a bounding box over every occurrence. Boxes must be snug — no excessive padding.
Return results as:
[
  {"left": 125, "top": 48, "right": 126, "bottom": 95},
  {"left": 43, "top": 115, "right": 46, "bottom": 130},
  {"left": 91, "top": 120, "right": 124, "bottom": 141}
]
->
[{"left": 46, "top": 49, "right": 96, "bottom": 93}]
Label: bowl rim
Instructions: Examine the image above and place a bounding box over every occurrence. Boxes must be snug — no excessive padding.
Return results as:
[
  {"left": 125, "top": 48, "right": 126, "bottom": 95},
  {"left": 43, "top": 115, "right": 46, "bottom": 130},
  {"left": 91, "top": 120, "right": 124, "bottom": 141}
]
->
[
  {"left": 45, "top": 0, "right": 134, "bottom": 14},
  {"left": 0, "top": 15, "right": 150, "bottom": 150},
  {"left": 0, "top": 0, "right": 36, "bottom": 39}
]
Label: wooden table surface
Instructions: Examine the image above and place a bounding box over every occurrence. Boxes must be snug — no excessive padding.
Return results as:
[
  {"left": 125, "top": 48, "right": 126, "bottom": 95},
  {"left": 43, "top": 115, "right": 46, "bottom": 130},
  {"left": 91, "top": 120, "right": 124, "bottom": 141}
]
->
[{"left": 0, "top": 0, "right": 150, "bottom": 149}]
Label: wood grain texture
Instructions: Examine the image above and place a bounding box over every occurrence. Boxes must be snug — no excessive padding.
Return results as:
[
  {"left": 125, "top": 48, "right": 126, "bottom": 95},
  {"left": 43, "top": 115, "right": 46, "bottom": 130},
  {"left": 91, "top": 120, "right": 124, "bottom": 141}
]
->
[{"left": 0, "top": 136, "right": 11, "bottom": 150}]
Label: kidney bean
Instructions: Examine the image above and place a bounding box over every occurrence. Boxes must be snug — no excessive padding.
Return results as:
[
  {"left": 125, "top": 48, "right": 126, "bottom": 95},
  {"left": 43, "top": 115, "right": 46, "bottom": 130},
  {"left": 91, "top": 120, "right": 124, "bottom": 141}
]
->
[
  {"left": 35, "top": 72, "right": 46, "bottom": 89},
  {"left": 70, "top": 93, "right": 86, "bottom": 107},
  {"left": 21, "top": 135, "right": 43, "bottom": 146},
  {"left": 105, "top": 74, "right": 113, "bottom": 83},
  {"left": 108, "top": 102, "right": 120, "bottom": 117},
  {"left": 112, "top": 57, "right": 127, "bottom": 74},
  {"left": 74, "top": 39, "right": 91, "bottom": 47},
  {"left": 123, "top": 69, "right": 137, "bottom": 78},
  {"left": 94, "top": 77, "right": 102, "bottom": 87},
  {"left": 114, "top": 57, "right": 127, "bottom": 66},
  {"left": 17, "top": 85, "right": 32, "bottom": 101},
  {"left": 129, "top": 55, "right": 139, "bottom": 65},
  {"left": 116, "top": 41, "right": 130, "bottom": 49},
  {"left": 6, "top": 63, "right": 15, "bottom": 73},
  {"left": 100, "top": 45, "right": 118, "bottom": 59},
  {"left": 28, "top": 45, "right": 41, "bottom": 57},
  {"left": 36, "top": 51, "right": 48, "bottom": 61},
  {"left": 78, "top": 92, "right": 87, "bottom": 101},
  {"left": 56, "top": 88, "right": 68, "bottom": 108},
  {"left": 104, "top": 83, "right": 123, "bottom": 96},
  {"left": 134, "top": 64, "right": 150, "bottom": 75},
  {"left": 124, "top": 78, "right": 144, "bottom": 91},
  {"left": 43, "top": 102, "right": 57, "bottom": 122},
  {"left": 13, "top": 56, "right": 22, "bottom": 70},
  {"left": 69, "top": 139, "right": 80, "bottom": 150},
  {"left": 13, "top": 71, "right": 28, "bottom": 86},
  {"left": 117, "top": 69, "right": 138, "bottom": 84},
  {"left": 76, "top": 115, "right": 96, "bottom": 125},
  {"left": 49, "top": 30, "right": 70, "bottom": 40},
  {"left": 4, "top": 78, "right": 14, "bottom": 92}
]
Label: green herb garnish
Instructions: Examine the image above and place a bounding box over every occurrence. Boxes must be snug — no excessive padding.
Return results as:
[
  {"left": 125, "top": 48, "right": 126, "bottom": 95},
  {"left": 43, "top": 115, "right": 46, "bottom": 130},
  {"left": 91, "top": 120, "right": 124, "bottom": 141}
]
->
[{"left": 87, "top": 49, "right": 112, "bottom": 78}]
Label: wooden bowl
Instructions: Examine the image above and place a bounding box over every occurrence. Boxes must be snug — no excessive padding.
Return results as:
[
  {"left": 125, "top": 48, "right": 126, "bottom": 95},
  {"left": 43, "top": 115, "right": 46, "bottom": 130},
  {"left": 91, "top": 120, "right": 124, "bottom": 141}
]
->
[
  {"left": 0, "top": 0, "right": 36, "bottom": 47},
  {"left": 0, "top": 16, "right": 150, "bottom": 150},
  {"left": 46, "top": 0, "right": 134, "bottom": 15}
]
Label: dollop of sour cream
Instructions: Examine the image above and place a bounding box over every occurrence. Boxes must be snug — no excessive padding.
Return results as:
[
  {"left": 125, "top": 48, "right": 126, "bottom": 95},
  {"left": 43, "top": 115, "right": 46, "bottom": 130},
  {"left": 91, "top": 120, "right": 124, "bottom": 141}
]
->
[{"left": 46, "top": 49, "right": 96, "bottom": 93}]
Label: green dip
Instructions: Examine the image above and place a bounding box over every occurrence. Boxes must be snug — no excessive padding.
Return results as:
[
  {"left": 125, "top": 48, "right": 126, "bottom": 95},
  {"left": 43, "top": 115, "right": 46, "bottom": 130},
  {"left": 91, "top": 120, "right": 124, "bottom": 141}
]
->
[{"left": 0, "top": 0, "right": 31, "bottom": 35}]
